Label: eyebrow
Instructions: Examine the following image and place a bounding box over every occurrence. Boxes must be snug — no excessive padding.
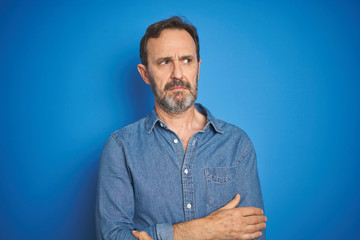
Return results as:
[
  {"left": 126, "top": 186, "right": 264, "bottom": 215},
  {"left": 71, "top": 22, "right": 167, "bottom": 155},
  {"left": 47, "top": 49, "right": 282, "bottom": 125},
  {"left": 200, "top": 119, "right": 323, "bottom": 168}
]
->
[
  {"left": 156, "top": 57, "right": 172, "bottom": 63},
  {"left": 156, "top": 55, "right": 194, "bottom": 63},
  {"left": 179, "top": 55, "right": 194, "bottom": 60}
]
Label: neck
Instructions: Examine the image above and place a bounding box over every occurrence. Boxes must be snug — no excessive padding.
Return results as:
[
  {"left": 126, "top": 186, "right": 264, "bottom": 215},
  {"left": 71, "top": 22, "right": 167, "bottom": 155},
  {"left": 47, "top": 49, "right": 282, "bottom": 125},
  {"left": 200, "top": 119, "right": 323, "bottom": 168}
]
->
[{"left": 154, "top": 102, "right": 206, "bottom": 140}]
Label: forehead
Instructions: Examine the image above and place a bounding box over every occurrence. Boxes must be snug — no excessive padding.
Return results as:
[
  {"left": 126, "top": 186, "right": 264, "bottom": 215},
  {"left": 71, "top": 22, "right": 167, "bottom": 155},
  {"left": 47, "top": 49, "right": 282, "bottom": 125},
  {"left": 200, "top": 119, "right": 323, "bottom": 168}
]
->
[{"left": 147, "top": 29, "right": 196, "bottom": 58}]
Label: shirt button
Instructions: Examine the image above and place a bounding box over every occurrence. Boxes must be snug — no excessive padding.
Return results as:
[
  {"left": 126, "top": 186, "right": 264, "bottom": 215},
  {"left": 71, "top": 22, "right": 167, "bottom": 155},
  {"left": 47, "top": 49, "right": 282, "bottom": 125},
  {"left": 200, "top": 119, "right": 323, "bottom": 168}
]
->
[
  {"left": 187, "top": 203, "right": 192, "bottom": 209},
  {"left": 184, "top": 169, "right": 188, "bottom": 174},
  {"left": 173, "top": 139, "right": 179, "bottom": 144},
  {"left": 160, "top": 123, "right": 164, "bottom": 127}
]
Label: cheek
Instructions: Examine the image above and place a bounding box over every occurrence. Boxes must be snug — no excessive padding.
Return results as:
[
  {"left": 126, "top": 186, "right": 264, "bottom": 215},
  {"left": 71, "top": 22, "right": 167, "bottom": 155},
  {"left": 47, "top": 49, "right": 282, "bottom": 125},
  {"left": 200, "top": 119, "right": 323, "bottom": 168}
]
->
[
  {"left": 153, "top": 76, "right": 170, "bottom": 92},
  {"left": 185, "top": 66, "right": 199, "bottom": 80},
  {"left": 149, "top": 68, "right": 169, "bottom": 83}
]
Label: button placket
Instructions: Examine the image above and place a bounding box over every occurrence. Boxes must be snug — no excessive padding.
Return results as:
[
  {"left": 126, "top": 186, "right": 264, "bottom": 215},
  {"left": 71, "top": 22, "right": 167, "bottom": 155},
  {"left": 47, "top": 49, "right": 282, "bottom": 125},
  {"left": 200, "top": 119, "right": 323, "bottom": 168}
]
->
[{"left": 181, "top": 134, "right": 201, "bottom": 221}]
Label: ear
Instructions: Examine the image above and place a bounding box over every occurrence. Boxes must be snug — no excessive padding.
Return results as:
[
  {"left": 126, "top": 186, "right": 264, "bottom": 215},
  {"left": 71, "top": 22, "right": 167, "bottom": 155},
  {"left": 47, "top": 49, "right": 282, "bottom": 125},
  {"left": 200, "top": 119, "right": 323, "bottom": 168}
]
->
[
  {"left": 137, "top": 64, "right": 151, "bottom": 85},
  {"left": 197, "top": 59, "right": 202, "bottom": 79}
]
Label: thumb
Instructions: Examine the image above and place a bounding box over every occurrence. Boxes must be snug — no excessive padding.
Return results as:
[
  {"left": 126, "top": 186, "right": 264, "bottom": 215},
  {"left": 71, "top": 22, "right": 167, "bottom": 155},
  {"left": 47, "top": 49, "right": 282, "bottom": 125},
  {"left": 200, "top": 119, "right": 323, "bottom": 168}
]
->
[
  {"left": 132, "top": 230, "right": 140, "bottom": 238},
  {"left": 220, "top": 194, "right": 240, "bottom": 210}
]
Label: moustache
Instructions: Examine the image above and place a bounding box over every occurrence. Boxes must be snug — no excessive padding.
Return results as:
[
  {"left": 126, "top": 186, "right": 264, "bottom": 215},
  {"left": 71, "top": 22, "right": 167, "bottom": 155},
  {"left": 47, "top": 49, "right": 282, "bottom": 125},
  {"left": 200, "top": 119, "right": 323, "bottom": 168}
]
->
[{"left": 164, "top": 79, "right": 191, "bottom": 91}]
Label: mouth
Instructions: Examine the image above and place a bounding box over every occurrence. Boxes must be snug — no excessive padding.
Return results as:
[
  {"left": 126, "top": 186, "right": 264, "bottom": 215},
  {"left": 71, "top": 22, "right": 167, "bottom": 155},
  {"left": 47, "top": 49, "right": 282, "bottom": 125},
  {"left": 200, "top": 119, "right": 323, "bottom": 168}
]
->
[
  {"left": 169, "top": 86, "right": 188, "bottom": 91},
  {"left": 164, "top": 79, "right": 191, "bottom": 92}
]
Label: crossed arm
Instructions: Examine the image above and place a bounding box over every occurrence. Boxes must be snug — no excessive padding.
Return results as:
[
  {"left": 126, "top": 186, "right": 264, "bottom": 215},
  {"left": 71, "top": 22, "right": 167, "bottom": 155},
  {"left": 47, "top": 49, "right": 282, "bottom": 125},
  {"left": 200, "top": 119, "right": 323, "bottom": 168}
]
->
[
  {"left": 133, "top": 194, "right": 267, "bottom": 240},
  {"left": 97, "top": 134, "right": 266, "bottom": 240}
]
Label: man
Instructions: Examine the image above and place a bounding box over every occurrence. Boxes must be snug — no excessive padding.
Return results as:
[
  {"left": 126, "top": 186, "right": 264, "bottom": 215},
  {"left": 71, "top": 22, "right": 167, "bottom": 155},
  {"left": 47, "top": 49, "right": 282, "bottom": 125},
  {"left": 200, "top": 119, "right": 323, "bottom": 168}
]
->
[{"left": 96, "top": 16, "right": 266, "bottom": 240}]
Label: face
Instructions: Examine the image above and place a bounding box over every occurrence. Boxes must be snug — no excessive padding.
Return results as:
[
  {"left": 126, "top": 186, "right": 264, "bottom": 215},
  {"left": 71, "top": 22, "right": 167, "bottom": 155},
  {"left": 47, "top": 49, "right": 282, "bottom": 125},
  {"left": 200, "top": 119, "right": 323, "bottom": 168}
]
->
[{"left": 138, "top": 29, "right": 201, "bottom": 114}]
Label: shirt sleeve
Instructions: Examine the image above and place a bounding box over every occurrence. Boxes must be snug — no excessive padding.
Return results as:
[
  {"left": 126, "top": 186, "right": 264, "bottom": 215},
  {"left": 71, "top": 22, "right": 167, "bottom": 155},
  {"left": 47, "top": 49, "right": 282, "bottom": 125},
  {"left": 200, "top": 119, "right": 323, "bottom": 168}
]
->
[
  {"left": 96, "top": 134, "right": 172, "bottom": 240},
  {"left": 137, "top": 223, "right": 174, "bottom": 240},
  {"left": 156, "top": 223, "right": 174, "bottom": 239},
  {"left": 238, "top": 140, "right": 266, "bottom": 240}
]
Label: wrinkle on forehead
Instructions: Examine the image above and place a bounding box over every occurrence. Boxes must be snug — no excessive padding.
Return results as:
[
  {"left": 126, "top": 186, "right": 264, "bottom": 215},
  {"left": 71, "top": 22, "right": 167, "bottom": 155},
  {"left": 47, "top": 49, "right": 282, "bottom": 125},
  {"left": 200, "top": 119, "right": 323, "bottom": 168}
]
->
[{"left": 147, "top": 29, "right": 197, "bottom": 62}]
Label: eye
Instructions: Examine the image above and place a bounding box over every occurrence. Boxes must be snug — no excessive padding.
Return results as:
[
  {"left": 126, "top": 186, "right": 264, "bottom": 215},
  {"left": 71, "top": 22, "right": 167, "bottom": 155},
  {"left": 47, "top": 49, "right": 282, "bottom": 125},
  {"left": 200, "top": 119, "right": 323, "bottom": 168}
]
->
[
  {"left": 160, "top": 60, "right": 169, "bottom": 65},
  {"left": 183, "top": 58, "right": 192, "bottom": 64}
]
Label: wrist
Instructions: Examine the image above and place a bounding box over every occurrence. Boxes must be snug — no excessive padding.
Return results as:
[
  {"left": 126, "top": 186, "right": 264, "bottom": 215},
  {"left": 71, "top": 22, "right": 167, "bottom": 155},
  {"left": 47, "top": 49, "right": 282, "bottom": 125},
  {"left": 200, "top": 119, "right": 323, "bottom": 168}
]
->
[{"left": 173, "top": 217, "right": 210, "bottom": 240}]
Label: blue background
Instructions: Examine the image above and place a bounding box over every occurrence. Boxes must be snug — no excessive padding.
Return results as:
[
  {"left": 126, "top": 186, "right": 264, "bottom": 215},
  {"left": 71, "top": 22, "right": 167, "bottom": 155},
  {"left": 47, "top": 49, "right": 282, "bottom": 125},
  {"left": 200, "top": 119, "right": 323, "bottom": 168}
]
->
[{"left": 1, "top": 0, "right": 359, "bottom": 239}]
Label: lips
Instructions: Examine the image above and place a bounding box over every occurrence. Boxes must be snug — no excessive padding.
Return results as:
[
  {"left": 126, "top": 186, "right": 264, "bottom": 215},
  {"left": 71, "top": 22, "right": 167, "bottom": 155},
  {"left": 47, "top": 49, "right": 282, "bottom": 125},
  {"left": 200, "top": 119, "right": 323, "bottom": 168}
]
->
[{"left": 169, "top": 86, "right": 187, "bottom": 91}]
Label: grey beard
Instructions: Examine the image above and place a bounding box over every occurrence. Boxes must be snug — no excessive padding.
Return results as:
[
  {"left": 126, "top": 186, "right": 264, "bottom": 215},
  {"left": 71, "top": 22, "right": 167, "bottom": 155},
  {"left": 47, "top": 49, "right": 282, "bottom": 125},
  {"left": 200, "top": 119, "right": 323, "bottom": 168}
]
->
[
  {"left": 159, "top": 90, "right": 196, "bottom": 114},
  {"left": 149, "top": 77, "right": 198, "bottom": 114}
]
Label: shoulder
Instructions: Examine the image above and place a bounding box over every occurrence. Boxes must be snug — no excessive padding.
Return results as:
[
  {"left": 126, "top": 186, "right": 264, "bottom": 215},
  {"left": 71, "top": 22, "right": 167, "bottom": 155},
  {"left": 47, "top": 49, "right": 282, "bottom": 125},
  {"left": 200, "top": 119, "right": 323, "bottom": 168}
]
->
[
  {"left": 215, "top": 118, "right": 257, "bottom": 163},
  {"left": 109, "top": 117, "right": 147, "bottom": 144},
  {"left": 217, "top": 118, "right": 253, "bottom": 145},
  {"left": 219, "top": 118, "right": 249, "bottom": 137}
]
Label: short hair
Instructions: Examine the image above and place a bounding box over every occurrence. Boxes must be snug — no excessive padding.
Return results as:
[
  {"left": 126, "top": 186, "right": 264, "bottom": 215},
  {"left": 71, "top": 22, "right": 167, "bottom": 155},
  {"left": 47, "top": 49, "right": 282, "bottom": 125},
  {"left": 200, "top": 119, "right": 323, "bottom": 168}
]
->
[{"left": 140, "top": 16, "right": 200, "bottom": 66}]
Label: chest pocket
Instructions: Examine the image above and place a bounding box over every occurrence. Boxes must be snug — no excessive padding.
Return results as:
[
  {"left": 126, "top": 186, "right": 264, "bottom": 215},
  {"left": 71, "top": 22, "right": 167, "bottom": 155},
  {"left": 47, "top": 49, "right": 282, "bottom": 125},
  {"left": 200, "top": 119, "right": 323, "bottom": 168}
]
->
[{"left": 204, "top": 166, "right": 240, "bottom": 209}]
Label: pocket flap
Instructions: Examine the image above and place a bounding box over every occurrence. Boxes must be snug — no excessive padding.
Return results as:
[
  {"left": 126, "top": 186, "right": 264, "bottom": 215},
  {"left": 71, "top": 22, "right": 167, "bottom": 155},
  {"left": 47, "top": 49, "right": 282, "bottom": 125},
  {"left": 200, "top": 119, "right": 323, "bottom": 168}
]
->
[{"left": 205, "top": 166, "right": 239, "bottom": 184}]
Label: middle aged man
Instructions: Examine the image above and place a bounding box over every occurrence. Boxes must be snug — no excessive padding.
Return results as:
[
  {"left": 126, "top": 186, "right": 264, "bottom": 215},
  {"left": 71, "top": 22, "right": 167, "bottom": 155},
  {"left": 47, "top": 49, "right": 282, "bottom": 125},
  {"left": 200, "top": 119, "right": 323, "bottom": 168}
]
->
[{"left": 96, "top": 16, "right": 267, "bottom": 240}]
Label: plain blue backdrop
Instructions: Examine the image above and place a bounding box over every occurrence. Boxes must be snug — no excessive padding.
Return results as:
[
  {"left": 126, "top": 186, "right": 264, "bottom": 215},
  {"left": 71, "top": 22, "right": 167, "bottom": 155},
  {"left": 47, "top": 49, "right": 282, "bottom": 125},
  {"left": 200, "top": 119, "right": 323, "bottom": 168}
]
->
[{"left": 1, "top": 0, "right": 359, "bottom": 239}]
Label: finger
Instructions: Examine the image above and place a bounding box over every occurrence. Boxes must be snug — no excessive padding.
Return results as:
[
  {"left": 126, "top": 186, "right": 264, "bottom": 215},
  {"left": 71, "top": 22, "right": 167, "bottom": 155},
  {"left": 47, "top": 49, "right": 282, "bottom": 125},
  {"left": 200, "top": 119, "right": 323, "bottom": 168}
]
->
[
  {"left": 220, "top": 194, "right": 241, "bottom": 210},
  {"left": 239, "top": 207, "right": 264, "bottom": 217},
  {"left": 132, "top": 231, "right": 141, "bottom": 239},
  {"left": 244, "top": 215, "right": 267, "bottom": 225},
  {"left": 132, "top": 231, "right": 153, "bottom": 240},
  {"left": 240, "top": 231, "right": 263, "bottom": 240},
  {"left": 140, "top": 233, "right": 153, "bottom": 240},
  {"left": 132, "top": 230, "right": 140, "bottom": 239},
  {"left": 244, "top": 222, "right": 266, "bottom": 234}
]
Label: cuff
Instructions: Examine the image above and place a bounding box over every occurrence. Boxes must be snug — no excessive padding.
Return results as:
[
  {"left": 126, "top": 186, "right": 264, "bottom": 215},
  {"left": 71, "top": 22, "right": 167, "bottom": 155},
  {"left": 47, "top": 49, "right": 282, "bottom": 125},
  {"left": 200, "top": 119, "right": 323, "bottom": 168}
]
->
[{"left": 156, "top": 223, "right": 173, "bottom": 240}]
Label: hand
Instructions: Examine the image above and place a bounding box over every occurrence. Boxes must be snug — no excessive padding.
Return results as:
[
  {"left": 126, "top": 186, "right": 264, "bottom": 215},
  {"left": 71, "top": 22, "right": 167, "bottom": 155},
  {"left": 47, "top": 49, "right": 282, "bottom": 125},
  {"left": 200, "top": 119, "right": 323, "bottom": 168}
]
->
[
  {"left": 204, "top": 194, "right": 267, "bottom": 240},
  {"left": 132, "top": 230, "right": 153, "bottom": 240},
  {"left": 173, "top": 194, "right": 267, "bottom": 240}
]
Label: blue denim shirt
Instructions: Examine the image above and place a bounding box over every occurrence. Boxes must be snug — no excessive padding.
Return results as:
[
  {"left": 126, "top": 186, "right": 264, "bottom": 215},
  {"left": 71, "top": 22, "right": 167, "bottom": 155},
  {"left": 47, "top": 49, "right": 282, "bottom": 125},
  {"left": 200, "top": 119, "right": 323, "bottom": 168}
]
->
[{"left": 96, "top": 104, "right": 265, "bottom": 240}]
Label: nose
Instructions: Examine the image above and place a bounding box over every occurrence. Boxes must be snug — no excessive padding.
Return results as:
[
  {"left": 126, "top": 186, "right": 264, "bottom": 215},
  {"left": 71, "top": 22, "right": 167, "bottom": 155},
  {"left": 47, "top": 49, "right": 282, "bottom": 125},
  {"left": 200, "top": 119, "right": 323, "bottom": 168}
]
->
[{"left": 171, "top": 60, "right": 183, "bottom": 80}]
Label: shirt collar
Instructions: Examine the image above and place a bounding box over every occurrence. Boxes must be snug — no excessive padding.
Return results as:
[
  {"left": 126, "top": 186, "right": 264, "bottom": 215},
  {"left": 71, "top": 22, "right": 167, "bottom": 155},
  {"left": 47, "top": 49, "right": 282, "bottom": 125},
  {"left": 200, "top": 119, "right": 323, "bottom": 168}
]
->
[{"left": 145, "top": 103, "right": 224, "bottom": 134}]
